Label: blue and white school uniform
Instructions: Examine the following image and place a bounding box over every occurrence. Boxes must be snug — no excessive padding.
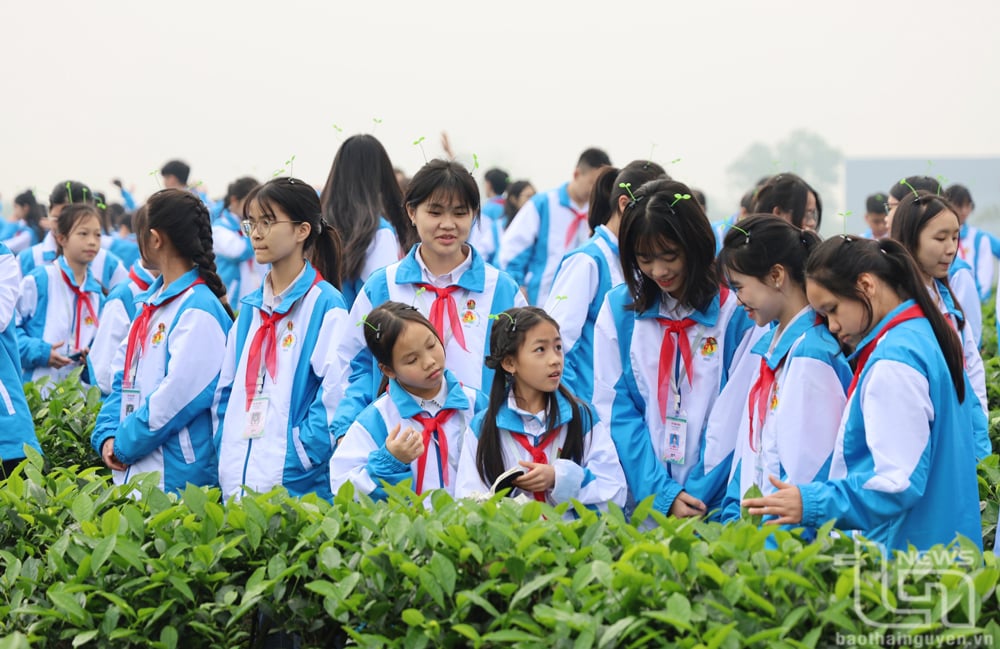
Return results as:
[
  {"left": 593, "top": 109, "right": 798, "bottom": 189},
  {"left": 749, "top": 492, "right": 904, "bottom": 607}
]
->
[
  {"left": 935, "top": 279, "right": 990, "bottom": 460},
  {"left": 213, "top": 262, "right": 350, "bottom": 500},
  {"left": 90, "top": 268, "right": 232, "bottom": 493},
  {"left": 948, "top": 258, "right": 982, "bottom": 346},
  {"left": 711, "top": 215, "right": 736, "bottom": 254},
  {"left": 467, "top": 213, "right": 503, "bottom": 267},
  {"left": 332, "top": 371, "right": 485, "bottom": 500},
  {"left": 0, "top": 244, "right": 41, "bottom": 462},
  {"left": 88, "top": 264, "right": 155, "bottom": 395},
  {"left": 109, "top": 234, "right": 140, "bottom": 270},
  {"left": 481, "top": 196, "right": 505, "bottom": 222},
  {"left": 454, "top": 390, "right": 626, "bottom": 510},
  {"left": 16, "top": 257, "right": 103, "bottom": 386},
  {"left": 798, "top": 300, "right": 982, "bottom": 552},
  {"left": 592, "top": 284, "right": 759, "bottom": 520},
  {"left": 340, "top": 217, "right": 401, "bottom": 308},
  {"left": 331, "top": 244, "right": 526, "bottom": 438},
  {"left": 213, "top": 208, "right": 260, "bottom": 307},
  {"left": 19, "top": 233, "right": 128, "bottom": 292},
  {"left": 499, "top": 183, "right": 590, "bottom": 306},
  {"left": 2, "top": 222, "right": 40, "bottom": 255},
  {"left": 544, "top": 225, "right": 622, "bottom": 401},
  {"left": 959, "top": 223, "right": 995, "bottom": 301},
  {"left": 712, "top": 307, "right": 851, "bottom": 523}
]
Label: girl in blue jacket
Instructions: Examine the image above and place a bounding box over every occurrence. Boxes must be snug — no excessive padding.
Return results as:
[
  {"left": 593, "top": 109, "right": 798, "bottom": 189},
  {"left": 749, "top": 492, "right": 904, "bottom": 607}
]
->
[
  {"left": 213, "top": 177, "right": 350, "bottom": 501},
  {"left": 332, "top": 301, "right": 485, "bottom": 500},
  {"left": 744, "top": 236, "right": 982, "bottom": 552},
  {"left": 711, "top": 215, "right": 851, "bottom": 524},
  {"left": 592, "top": 179, "right": 759, "bottom": 522},
  {"left": 91, "top": 189, "right": 233, "bottom": 494},
  {"left": 16, "top": 203, "right": 105, "bottom": 389},
  {"left": 545, "top": 161, "right": 667, "bottom": 401}
]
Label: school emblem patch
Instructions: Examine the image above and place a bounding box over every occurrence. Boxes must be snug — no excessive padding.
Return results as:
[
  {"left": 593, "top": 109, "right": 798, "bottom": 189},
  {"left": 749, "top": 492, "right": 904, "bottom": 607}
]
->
[
  {"left": 84, "top": 316, "right": 95, "bottom": 326},
  {"left": 281, "top": 321, "right": 295, "bottom": 349},
  {"left": 462, "top": 300, "right": 479, "bottom": 326},
  {"left": 769, "top": 386, "right": 779, "bottom": 412},
  {"left": 151, "top": 323, "right": 167, "bottom": 346},
  {"left": 699, "top": 337, "right": 718, "bottom": 358}
]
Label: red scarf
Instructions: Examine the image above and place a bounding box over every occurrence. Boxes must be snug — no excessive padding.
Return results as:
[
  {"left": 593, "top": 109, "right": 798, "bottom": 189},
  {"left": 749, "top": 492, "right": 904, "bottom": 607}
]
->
[
  {"left": 417, "top": 284, "right": 468, "bottom": 352},
  {"left": 123, "top": 278, "right": 204, "bottom": 388},
  {"left": 510, "top": 429, "right": 560, "bottom": 502},
  {"left": 655, "top": 318, "right": 696, "bottom": 423},
  {"left": 244, "top": 273, "right": 322, "bottom": 409},
  {"left": 564, "top": 206, "right": 588, "bottom": 249},
  {"left": 128, "top": 267, "right": 151, "bottom": 291},
  {"left": 411, "top": 409, "right": 455, "bottom": 493},
  {"left": 847, "top": 304, "right": 924, "bottom": 399},
  {"left": 747, "top": 357, "right": 778, "bottom": 453},
  {"left": 59, "top": 267, "right": 100, "bottom": 351}
]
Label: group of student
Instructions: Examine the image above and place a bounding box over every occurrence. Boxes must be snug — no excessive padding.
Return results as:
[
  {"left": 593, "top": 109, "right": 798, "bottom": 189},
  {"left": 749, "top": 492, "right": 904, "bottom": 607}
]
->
[{"left": 0, "top": 140, "right": 994, "bottom": 556}]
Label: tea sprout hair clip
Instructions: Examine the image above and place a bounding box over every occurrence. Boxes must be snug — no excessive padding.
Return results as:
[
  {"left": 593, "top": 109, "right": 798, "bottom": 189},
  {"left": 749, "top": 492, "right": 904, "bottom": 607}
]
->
[
  {"left": 731, "top": 224, "right": 750, "bottom": 246},
  {"left": 618, "top": 182, "right": 643, "bottom": 210},
  {"left": 899, "top": 178, "right": 920, "bottom": 199},
  {"left": 488, "top": 312, "right": 517, "bottom": 332},
  {"left": 665, "top": 192, "right": 691, "bottom": 216},
  {"left": 356, "top": 314, "right": 381, "bottom": 340}
]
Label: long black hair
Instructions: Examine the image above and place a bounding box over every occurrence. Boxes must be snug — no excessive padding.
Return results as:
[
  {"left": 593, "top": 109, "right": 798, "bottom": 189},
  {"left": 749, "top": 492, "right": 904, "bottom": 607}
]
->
[
  {"left": 718, "top": 214, "right": 821, "bottom": 285},
  {"left": 752, "top": 173, "right": 823, "bottom": 230},
  {"left": 140, "top": 189, "right": 234, "bottom": 319},
  {"left": 244, "top": 177, "right": 342, "bottom": 289},
  {"left": 890, "top": 190, "right": 964, "bottom": 331},
  {"left": 320, "top": 134, "right": 409, "bottom": 279},
  {"left": 14, "top": 189, "right": 46, "bottom": 242},
  {"left": 476, "top": 307, "right": 588, "bottom": 486},
  {"left": 805, "top": 236, "right": 964, "bottom": 401},
  {"left": 619, "top": 178, "right": 718, "bottom": 313}
]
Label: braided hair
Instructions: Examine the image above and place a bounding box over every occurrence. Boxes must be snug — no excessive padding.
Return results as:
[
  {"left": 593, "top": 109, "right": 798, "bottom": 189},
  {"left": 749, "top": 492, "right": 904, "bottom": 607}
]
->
[{"left": 144, "top": 189, "right": 234, "bottom": 319}]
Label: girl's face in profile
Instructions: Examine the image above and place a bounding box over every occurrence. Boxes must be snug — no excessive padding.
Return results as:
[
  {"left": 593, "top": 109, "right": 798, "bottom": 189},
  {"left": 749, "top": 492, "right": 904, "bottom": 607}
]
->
[
  {"left": 636, "top": 235, "right": 686, "bottom": 300},
  {"left": 806, "top": 279, "right": 871, "bottom": 348}
]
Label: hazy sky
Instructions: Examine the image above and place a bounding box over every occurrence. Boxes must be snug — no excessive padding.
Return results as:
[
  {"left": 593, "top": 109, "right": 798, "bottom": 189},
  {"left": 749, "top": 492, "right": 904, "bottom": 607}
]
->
[{"left": 2, "top": 0, "right": 998, "bottom": 220}]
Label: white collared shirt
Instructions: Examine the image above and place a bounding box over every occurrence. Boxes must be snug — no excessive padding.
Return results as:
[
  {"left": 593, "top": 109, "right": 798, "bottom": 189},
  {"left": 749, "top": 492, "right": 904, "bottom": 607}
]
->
[
  {"left": 414, "top": 381, "right": 449, "bottom": 416},
  {"left": 414, "top": 245, "right": 473, "bottom": 288},
  {"left": 262, "top": 263, "right": 308, "bottom": 314}
]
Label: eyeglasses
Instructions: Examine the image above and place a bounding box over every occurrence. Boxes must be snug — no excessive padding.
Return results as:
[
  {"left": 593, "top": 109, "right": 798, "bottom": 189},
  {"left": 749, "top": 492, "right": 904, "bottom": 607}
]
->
[
  {"left": 883, "top": 202, "right": 897, "bottom": 214},
  {"left": 240, "top": 219, "right": 297, "bottom": 236}
]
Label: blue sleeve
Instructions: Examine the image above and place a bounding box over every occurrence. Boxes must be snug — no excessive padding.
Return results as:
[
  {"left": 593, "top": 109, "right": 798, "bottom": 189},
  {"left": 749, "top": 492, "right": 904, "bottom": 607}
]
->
[
  {"left": 119, "top": 187, "right": 137, "bottom": 211},
  {"left": 331, "top": 346, "right": 378, "bottom": 439},
  {"left": 608, "top": 374, "right": 683, "bottom": 516},
  {"left": 988, "top": 231, "right": 1000, "bottom": 258},
  {"left": 92, "top": 368, "right": 124, "bottom": 454},
  {"left": 113, "top": 376, "right": 220, "bottom": 465},
  {"left": 18, "top": 329, "right": 51, "bottom": 371},
  {"left": 799, "top": 444, "right": 931, "bottom": 532},
  {"left": 365, "top": 446, "right": 414, "bottom": 501},
  {"left": 18, "top": 250, "right": 34, "bottom": 278},
  {"left": 300, "top": 379, "right": 335, "bottom": 468},
  {"left": 719, "top": 459, "right": 743, "bottom": 523}
]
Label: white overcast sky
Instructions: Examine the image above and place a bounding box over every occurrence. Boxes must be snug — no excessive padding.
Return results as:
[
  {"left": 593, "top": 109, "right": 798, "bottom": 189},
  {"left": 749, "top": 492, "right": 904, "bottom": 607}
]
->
[{"left": 2, "top": 0, "right": 998, "bottom": 219}]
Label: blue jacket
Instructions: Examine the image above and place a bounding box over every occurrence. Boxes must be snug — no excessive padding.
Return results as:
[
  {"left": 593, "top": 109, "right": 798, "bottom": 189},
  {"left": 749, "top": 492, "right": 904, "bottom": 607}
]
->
[
  {"left": 0, "top": 244, "right": 41, "bottom": 461},
  {"left": 91, "top": 268, "right": 232, "bottom": 494},
  {"left": 799, "top": 300, "right": 982, "bottom": 552}
]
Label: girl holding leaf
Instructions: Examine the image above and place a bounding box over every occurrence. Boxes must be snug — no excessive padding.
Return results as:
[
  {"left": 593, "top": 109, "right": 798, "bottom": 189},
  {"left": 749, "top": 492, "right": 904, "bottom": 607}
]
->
[
  {"left": 743, "top": 236, "right": 982, "bottom": 552},
  {"left": 710, "top": 215, "right": 850, "bottom": 527}
]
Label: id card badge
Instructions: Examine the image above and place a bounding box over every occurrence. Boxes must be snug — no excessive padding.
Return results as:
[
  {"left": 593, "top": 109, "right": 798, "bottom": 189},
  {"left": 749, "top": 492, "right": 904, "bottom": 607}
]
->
[
  {"left": 754, "top": 449, "right": 765, "bottom": 490},
  {"left": 120, "top": 389, "right": 141, "bottom": 422},
  {"left": 244, "top": 396, "right": 269, "bottom": 439},
  {"left": 664, "top": 415, "right": 687, "bottom": 465}
]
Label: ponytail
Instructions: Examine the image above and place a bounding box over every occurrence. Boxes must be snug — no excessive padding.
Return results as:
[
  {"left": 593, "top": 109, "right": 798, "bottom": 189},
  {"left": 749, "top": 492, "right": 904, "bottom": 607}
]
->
[{"left": 806, "top": 236, "right": 964, "bottom": 402}]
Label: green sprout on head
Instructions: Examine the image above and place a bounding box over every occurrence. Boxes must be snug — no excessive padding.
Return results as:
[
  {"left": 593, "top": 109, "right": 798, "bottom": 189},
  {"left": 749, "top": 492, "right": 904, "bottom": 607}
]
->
[
  {"left": 670, "top": 158, "right": 682, "bottom": 165},
  {"left": 618, "top": 182, "right": 637, "bottom": 203},
  {"left": 65, "top": 181, "right": 73, "bottom": 203},
  {"left": 149, "top": 169, "right": 162, "bottom": 189},
  {"left": 936, "top": 174, "right": 948, "bottom": 195},
  {"left": 97, "top": 201, "right": 107, "bottom": 210},
  {"left": 838, "top": 210, "right": 853, "bottom": 235},
  {"left": 285, "top": 155, "right": 296, "bottom": 177},
  {"left": 553, "top": 295, "right": 568, "bottom": 303},
  {"left": 900, "top": 177, "right": 919, "bottom": 199},
  {"left": 670, "top": 193, "right": 691, "bottom": 208},
  {"left": 332, "top": 123, "right": 343, "bottom": 133},
  {"left": 372, "top": 117, "right": 383, "bottom": 132},
  {"left": 412, "top": 286, "right": 427, "bottom": 307},
  {"left": 81, "top": 187, "right": 89, "bottom": 203},
  {"left": 472, "top": 154, "right": 480, "bottom": 173},
  {"left": 413, "top": 136, "right": 427, "bottom": 162},
  {"left": 272, "top": 168, "right": 286, "bottom": 177}
]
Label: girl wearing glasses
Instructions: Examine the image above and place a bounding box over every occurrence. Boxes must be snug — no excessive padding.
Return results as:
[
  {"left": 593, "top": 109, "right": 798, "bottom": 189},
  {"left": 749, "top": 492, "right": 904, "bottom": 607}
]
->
[
  {"left": 752, "top": 173, "right": 822, "bottom": 232},
  {"left": 743, "top": 236, "right": 982, "bottom": 552},
  {"left": 213, "top": 177, "right": 350, "bottom": 501},
  {"left": 91, "top": 189, "right": 233, "bottom": 494},
  {"left": 711, "top": 215, "right": 850, "bottom": 527},
  {"left": 331, "top": 159, "right": 526, "bottom": 441}
]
